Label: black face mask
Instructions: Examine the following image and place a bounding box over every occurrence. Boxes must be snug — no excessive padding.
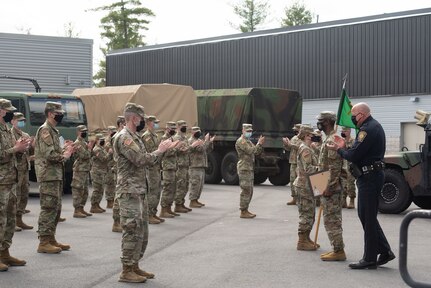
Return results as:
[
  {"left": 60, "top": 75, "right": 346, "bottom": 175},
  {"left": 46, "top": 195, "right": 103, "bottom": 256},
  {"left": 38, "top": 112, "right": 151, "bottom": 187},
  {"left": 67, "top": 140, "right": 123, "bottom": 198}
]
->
[
  {"left": 54, "top": 114, "right": 64, "bottom": 124},
  {"left": 180, "top": 127, "right": 187, "bottom": 133},
  {"left": 294, "top": 130, "right": 299, "bottom": 135},
  {"left": 351, "top": 115, "right": 358, "bottom": 126},
  {"left": 3, "top": 111, "right": 14, "bottom": 123},
  {"left": 81, "top": 132, "right": 87, "bottom": 138},
  {"left": 311, "top": 135, "right": 321, "bottom": 143},
  {"left": 340, "top": 132, "right": 346, "bottom": 138},
  {"left": 316, "top": 122, "right": 324, "bottom": 131},
  {"left": 99, "top": 140, "right": 105, "bottom": 146},
  {"left": 110, "top": 132, "right": 116, "bottom": 137},
  {"left": 136, "top": 120, "right": 145, "bottom": 132},
  {"left": 169, "top": 130, "right": 176, "bottom": 136},
  {"left": 194, "top": 132, "right": 201, "bottom": 139}
]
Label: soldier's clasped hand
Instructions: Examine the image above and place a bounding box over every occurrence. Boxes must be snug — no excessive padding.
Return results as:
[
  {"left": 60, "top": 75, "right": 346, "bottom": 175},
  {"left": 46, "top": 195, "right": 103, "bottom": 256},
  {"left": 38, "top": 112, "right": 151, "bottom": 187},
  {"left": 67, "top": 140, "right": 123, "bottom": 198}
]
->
[{"left": 258, "top": 135, "right": 265, "bottom": 145}]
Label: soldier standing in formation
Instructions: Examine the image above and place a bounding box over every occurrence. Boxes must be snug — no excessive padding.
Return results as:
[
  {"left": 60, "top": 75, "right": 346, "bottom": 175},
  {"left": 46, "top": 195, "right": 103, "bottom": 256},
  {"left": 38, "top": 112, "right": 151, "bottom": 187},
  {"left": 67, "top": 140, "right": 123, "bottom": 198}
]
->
[
  {"left": 316, "top": 111, "right": 346, "bottom": 261},
  {"left": 236, "top": 123, "right": 265, "bottom": 219},
  {"left": 71, "top": 125, "right": 93, "bottom": 218},
  {"left": 104, "top": 126, "right": 117, "bottom": 209},
  {"left": 142, "top": 116, "right": 164, "bottom": 225},
  {"left": 35, "top": 102, "right": 73, "bottom": 254},
  {"left": 159, "top": 122, "right": 179, "bottom": 218},
  {"left": 340, "top": 127, "right": 356, "bottom": 209},
  {"left": 173, "top": 120, "right": 192, "bottom": 213},
  {"left": 11, "top": 112, "right": 33, "bottom": 230},
  {"left": 90, "top": 134, "right": 110, "bottom": 214},
  {"left": 113, "top": 103, "right": 176, "bottom": 283},
  {"left": 112, "top": 116, "right": 125, "bottom": 233},
  {"left": 285, "top": 124, "right": 302, "bottom": 205},
  {"left": 0, "top": 99, "right": 30, "bottom": 271},
  {"left": 188, "top": 127, "right": 215, "bottom": 208}
]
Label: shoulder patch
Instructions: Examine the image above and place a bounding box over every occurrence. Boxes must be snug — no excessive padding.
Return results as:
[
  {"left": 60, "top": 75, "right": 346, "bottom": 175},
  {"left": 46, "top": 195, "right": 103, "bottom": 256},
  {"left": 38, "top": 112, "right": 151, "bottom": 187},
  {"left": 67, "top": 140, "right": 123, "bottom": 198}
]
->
[
  {"left": 124, "top": 138, "right": 133, "bottom": 146},
  {"left": 358, "top": 131, "right": 367, "bottom": 142},
  {"left": 41, "top": 129, "right": 53, "bottom": 145}
]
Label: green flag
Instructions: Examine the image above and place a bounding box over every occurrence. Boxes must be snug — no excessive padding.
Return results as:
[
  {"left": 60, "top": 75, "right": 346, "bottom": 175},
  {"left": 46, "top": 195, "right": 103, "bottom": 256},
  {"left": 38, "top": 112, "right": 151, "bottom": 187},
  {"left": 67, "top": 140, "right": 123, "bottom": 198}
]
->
[{"left": 336, "top": 89, "right": 356, "bottom": 128}]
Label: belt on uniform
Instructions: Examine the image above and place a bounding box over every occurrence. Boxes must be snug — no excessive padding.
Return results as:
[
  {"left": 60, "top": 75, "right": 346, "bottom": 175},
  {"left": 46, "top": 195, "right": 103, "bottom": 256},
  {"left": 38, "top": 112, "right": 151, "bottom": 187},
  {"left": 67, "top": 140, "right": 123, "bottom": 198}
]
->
[{"left": 361, "top": 161, "right": 385, "bottom": 174}]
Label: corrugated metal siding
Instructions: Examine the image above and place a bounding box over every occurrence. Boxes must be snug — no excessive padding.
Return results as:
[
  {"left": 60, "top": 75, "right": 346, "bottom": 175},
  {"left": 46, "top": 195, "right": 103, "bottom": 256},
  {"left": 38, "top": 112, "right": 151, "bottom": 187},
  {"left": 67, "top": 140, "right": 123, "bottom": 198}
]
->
[
  {"left": 107, "top": 12, "right": 431, "bottom": 100},
  {"left": 0, "top": 33, "right": 93, "bottom": 93}
]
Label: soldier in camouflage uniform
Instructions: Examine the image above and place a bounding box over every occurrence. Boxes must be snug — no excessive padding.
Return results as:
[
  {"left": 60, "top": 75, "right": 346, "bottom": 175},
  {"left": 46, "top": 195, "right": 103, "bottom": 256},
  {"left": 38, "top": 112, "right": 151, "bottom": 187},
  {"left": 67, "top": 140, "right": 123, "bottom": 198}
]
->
[
  {"left": 71, "top": 125, "right": 93, "bottom": 218},
  {"left": 188, "top": 127, "right": 215, "bottom": 208},
  {"left": 35, "top": 101, "right": 74, "bottom": 254},
  {"left": 311, "top": 129, "right": 323, "bottom": 207},
  {"left": 104, "top": 126, "right": 117, "bottom": 209},
  {"left": 142, "top": 116, "right": 164, "bottom": 224},
  {"left": 113, "top": 102, "right": 175, "bottom": 283},
  {"left": 291, "top": 125, "right": 320, "bottom": 251},
  {"left": 173, "top": 120, "right": 192, "bottom": 213},
  {"left": 316, "top": 111, "right": 346, "bottom": 261},
  {"left": 236, "top": 123, "right": 265, "bottom": 219},
  {"left": 340, "top": 127, "right": 356, "bottom": 209},
  {"left": 10, "top": 112, "right": 33, "bottom": 230},
  {"left": 284, "top": 124, "right": 302, "bottom": 205},
  {"left": 90, "top": 134, "right": 110, "bottom": 213},
  {"left": 112, "top": 116, "right": 125, "bottom": 233},
  {"left": 159, "top": 122, "right": 179, "bottom": 218},
  {"left": 0, "top": 99, "right": 30, "bottom": 271}
]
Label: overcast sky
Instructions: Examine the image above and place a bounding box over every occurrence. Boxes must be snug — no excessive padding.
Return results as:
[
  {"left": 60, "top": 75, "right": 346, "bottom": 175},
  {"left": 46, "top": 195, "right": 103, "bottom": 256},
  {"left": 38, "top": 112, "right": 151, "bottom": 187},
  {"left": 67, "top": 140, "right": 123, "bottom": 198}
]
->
[{"left": 1, "top": 0, "right": 430, "bottom": 72}]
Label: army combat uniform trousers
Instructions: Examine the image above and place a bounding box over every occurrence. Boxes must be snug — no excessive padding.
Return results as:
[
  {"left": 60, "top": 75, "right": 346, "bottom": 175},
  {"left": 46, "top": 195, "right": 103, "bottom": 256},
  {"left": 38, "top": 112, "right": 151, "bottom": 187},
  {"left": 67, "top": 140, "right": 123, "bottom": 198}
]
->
[
  {"left": 16, "top": 169, "right": 29, "bottom": 216},
  {"left": 146, "top": 167, "right": 162, "bottom": 216},
  {"left": 174, "top": 166, "right": 189, "bottom": 205},
  {"left": 38, "top": 181, "right": 62, "bottom": 237},
  {"left": 238, "top": 170, "right": 254, "bottom": 210},
  {"left": 90, "top": 172, "right": 105, "bottom": 206},
  {"left": 290, "top": 164, "right": 297, "bottom": 198},
  {"left": 188, "top": 167, "right": 205, "bottom": 201},
  {"left": 71, "top": 171, "right": 89, "bottom": 209},
  {"left": 341, "top": 168, "right": 356, "bottom": 200},
  {"left": 0, "top": 184, "right": 17, "bottom": 251},
  {"left": 160, "top": 169, "right": 176, "bottom": 208},
  {"left": 296, "top": 186, "right": 316, "bottom": 233},
  {"left": 104, "top": 169, "right": 116, "bottom": 202},
  {"left": 321, "top": 191, "right": 345, "bottom": 252},
  {"left": 117, "top": 192, "right": 149, "bottom": 266}
]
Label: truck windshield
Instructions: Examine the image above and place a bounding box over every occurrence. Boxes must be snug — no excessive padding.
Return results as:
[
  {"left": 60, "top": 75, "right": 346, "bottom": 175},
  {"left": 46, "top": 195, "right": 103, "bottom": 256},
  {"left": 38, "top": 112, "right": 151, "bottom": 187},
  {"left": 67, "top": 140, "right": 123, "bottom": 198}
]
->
[{"left": 29, "top": 98, "right": 86, "bottom": 127}]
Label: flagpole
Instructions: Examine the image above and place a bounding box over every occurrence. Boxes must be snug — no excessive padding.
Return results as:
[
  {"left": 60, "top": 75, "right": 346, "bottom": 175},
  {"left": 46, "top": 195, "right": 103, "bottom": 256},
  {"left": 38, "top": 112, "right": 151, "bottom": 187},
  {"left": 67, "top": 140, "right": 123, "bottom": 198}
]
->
[{"left": 342, "top": 73, "right": 348, "bottom": 90}]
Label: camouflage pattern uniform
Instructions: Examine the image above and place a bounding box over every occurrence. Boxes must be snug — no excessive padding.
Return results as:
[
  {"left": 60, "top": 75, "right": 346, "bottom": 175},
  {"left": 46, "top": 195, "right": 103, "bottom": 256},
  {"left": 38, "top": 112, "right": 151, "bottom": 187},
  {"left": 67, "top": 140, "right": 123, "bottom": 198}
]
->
[
  {"left": 71, "top": 126, "right": 91, "bottom": 211},
  {"left": 104, "top": 126, "right": 117, "bottom": 206},
  {"left": 112, "top": 103, "right": 160, "bottom": 269},
  {"left": 112, "top": 116, "right": 125, "bottom": 230},
  {"left": 90, "top": 136, "right": 110, "bottom": 209},
  {"left": 317, "top": 112, "right": 345, "bottom": 256},
  {"left": 284, "top": 124, "right": 302, "bottom": 203},
  {"left": 235, "top": 124, "right": 263, "bottom": 211},
  {"left": 340, "top": 137, "right": 356, "bottom": 204},
  {"left": 160, "top": 122, "right": 177, "bottom": 212},
  {"left": 188, "top": 127, "right": 213, "bottom": 203},
  {"left": 173, "top": 120, "right": 191, "bottom": 210},
  {"left": 142, "top": 118, "right": 162, "bottom": 218}
]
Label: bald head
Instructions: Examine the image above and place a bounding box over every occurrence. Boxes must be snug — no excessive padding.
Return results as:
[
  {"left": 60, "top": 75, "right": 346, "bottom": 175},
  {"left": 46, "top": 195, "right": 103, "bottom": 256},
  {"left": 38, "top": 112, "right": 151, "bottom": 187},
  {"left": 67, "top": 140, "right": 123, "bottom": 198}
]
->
[{"left": 352, "top": 102, "right": 370, "bottom": 116}]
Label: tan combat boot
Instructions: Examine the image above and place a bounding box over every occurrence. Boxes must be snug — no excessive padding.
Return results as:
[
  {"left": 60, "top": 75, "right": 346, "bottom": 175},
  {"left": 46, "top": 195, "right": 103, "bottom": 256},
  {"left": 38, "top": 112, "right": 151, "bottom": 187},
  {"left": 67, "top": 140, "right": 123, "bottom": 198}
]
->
[
  {"left": 159, "top": 207, "right": 174, "bottom": 218},
  {"left": 133, "top": 263, "right": 155, "bottom": 279},
  {"left": 16, "top": 214, "right": 33, "bottom": 230},
  {"left": 174, "top": 204, "right": 189, "bottom": 213},
  {"left": 90, "top": 204, "right": 104, "bottom": 213},
  {"left": 73, "top": 208, "right": 87, "bottom": 218},
  {"left": 154, "top": 215, "right": 165, "bottom": 223},
  {"left": 347, "top": 198, "right": 355, "bottom": 209},
  {"left": 37, "top": 236, "right": 62, "bottom": 254},
  {"left": 50, "top": 236, "right": 71, "bottom": 251},
  {"left": 287, "top": 197, "right": 297, "bottom": 205},
  {"left": 189, "top": 199, "right": 202, "bottom": 208},
  {"left": 342, "top": 197, "right": 347, "bottom": 208},
  {"left": 15, "top": 226, "right": 22, "bottom": 232},
  {"left": 112, "top": 220, "right": 122, "bottom": 233},
  {"left": 297, "top": 232, "right": 317, "bottom": 251},
  {"left": 106, "top": 200, "right": 114, "bottom": 209},
  {"left": 58, "top": 217, "right": 66, "bottom": 222},
  {"left": 119, "top": 264, "right": 146, "bottom": 283},
  {"left": 149, "top": 215, "right": 161, "bottom": 224},
  {"left": 0, "top": 260, "right": 8, "bottom": 271},
  {"left": 0, "top": 248, "right": 26, "bottom": 266},
  {"left": 182, "top": 203, "right": 192, "bottom": 212},
  {"left": 97, "top": 203, "right": 106, "bottom": 212},
  {"left": 167, "top": 206, "right": 180, "bottom": 216},
  {"left": 197, "top": 200, "right": 205, "bottom": 207},
  {"left": 81, "top": 207, "right": 92, "bottom": 216},
  {"left": 320, "top": 249, "right": 346, "bottom": 261},
  {"left": 305, "top": 231, "right": 320, "bottom": 249},
  {"left": 240, "top": 209, "right": 256, "bottom": 219}
]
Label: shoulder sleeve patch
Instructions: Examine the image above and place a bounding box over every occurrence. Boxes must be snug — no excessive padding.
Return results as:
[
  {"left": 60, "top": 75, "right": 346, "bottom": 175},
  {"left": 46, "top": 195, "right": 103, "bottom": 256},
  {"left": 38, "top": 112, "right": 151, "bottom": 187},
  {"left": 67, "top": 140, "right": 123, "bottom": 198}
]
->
[
  {"left": 358, "top": 131, "right": 367, "bottom": 142},
  {"left": 41, "top": 129, "right": 53, "bottom": 145},
  {"left": 124, "top": 138, "right": 133, "bottom": 146}
]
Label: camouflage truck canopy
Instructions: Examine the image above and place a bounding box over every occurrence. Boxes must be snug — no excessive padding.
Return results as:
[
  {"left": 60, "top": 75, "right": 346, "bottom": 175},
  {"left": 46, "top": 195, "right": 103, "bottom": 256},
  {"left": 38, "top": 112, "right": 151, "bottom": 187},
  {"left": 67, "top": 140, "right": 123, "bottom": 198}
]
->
[
  {"left": 196, "top": 88, "right": 302, "bottom": 142},
  {"left": 73, "top": 84, "right": 198, "bottom": 132}
]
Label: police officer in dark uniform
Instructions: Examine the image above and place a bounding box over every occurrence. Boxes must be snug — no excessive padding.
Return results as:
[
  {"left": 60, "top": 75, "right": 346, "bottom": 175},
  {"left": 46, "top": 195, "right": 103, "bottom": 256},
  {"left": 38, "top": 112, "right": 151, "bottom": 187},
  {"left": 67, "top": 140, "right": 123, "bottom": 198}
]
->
[{"left": 327, "top": 102, "right": 395, "bottom": 269}]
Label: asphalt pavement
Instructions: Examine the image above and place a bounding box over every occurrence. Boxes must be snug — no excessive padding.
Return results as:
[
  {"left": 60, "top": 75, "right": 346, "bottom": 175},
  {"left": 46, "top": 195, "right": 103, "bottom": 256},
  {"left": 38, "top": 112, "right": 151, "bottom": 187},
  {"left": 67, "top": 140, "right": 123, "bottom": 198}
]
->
[{"left": 1, "top": 182, "right": 430, "bottom": 288}]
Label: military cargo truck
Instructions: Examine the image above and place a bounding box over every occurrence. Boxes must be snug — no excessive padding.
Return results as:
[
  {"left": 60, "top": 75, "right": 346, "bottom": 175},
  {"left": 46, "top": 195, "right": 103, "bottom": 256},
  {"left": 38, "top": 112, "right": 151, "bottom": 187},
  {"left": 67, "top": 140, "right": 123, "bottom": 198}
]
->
[
  {"left": 196, "top": 88, "right": 302, "bottom": 186},
  {"left": 379, "top": 110, "right": 431, "bottom": 213}
]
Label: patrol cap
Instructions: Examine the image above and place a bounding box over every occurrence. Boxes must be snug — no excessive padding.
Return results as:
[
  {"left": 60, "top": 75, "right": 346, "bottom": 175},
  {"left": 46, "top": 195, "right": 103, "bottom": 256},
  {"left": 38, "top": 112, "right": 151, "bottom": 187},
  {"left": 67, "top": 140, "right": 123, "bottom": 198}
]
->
[
  {"left": 299, "top": 125, "right": 318, "bottom": 136},
  {"left": 314, "top": 129, "right": 322, "bottom": 136},
  {"left": 124, "top": 102, "right": 145, "bottom": 118},
  {"left": 76, "top": 125, "right": 88, "bottom": 132},
  {"left": 316, "top": 111, "right": 336, "bottom": 121},
  {"left": 95, "top": 133, "right": 104, "bottom": 140},
  {"left": 154, "top": 118, "right": 160, "bottom": 123},
  {"left": 107, "top": 126, "right": 116, "bottom": 132},
  {"left": 166, "top": 121, "right": 176, "bottom": 129},
  {"left": 242, "top": 123, "right": 253, "bottom": 131},
  {"left": 177, "top": 120, "right": 187, "bottom": 127},
  {"left": 191, "top": 126, "right": 201, "bottom": 132},
  {"left": 0, "top": 99, "right": 17, "bottom": 112},
  {"left": 292, "top": 123, "right": 301, "bottom": 131},
  {"left": 146, "top": 115, "right": 157, "bottom": 122},
  {"left": 45, "top": 101, "right": 65, "bottom": 114},
  {"left": 13, "top": 112, "right": 25, "bottom": 121}
]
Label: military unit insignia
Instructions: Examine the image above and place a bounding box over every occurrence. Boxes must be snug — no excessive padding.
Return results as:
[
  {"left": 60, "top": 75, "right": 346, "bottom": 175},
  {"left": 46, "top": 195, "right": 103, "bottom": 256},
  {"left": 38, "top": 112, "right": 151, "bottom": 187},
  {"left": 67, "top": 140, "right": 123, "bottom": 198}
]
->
[
  {"left": 124, "top": 138, "right": 133, "bottom": 146},
  {"left": 358, "top": 131, "right": 367, "bottom": 142}
]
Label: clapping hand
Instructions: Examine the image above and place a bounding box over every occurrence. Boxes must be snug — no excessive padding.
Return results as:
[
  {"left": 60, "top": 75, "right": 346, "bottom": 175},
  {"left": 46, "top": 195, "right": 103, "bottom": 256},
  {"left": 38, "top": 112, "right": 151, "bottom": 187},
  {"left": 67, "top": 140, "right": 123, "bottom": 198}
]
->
[
  {"left": 258, "top": 135, "right": 265, "bottom": 145},
  {"left": 282, "top": 137, "right": 290, "bottom": 146}
]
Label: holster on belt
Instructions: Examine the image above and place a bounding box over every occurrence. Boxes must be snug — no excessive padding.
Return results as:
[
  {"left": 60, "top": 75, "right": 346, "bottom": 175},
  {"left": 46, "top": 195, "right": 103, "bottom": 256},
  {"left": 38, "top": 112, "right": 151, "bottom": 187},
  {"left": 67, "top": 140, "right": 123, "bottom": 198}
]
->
[{"left": 349, "top": 163, "right": 362, "bottom": 178}]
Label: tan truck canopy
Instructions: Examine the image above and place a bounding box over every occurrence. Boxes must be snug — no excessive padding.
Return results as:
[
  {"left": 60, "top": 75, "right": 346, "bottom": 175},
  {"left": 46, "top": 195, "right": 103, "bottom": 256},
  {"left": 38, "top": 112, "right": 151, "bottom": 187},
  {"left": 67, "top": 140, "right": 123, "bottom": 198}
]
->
[{"left": 73, "top": 84, "right": 198, "bottom": 132}]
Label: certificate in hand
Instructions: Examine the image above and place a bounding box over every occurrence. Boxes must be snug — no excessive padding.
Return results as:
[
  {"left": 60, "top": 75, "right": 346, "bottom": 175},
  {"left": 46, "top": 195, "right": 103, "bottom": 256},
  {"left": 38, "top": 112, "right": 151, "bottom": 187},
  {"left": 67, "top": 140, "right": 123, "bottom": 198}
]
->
[{"left": 307, "top": 170, "right": 330, "bottom": 197}]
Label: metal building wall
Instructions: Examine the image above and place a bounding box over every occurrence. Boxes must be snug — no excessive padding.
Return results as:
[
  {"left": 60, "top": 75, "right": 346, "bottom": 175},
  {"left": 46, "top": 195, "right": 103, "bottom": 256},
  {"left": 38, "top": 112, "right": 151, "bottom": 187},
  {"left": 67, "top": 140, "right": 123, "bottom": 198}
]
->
[
  {"left": 0, "top": 33, "right": 93, "bottom": 93},
  {"left": 107, "top": 9, "right": 431, "bottom": 100}
]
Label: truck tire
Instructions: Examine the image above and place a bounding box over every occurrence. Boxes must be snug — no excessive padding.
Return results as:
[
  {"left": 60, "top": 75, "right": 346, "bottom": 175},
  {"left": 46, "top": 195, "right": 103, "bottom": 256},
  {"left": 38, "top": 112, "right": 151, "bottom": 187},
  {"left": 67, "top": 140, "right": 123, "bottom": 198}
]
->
[
  {"left": 268, "top": 160, "right": 290, "bottom": 186},
  {"left": 205, "top": 152, "right": 222, "bottom": 184},
  {"left": 221, "top": 151, "right": 239, "bottom": 185},
  {"left": 413, "top": 196, "right": 431, "bottom": 209},
  {"left": 254, "top": 173, "right": 268, "bottom": 185},
  {"left": 379, "top": 169, "right": 412, "bottom": 214}
]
